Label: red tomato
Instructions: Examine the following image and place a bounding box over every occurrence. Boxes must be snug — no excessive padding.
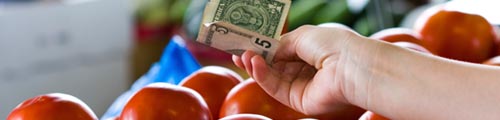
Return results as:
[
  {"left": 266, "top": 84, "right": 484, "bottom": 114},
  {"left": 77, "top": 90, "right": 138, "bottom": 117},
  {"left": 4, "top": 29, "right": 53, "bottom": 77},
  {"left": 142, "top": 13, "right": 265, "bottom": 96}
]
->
[
  {"left": 370, "top": 27, "right": 423, "bottom": 45},
  {"left": 393, "top": 41, "right": 431, "bottom": 54},
  {"left": 7, "top": 93, "right": 97, "bottom": 120},
  {"left": 415, "top": 6, "right": 496, "bottom": 63},
  {"left": 120, "top": 83, "right": 212, "bottom": 120},
  {"left": 219, "top": 79, "right": 308, "bottom": 119},
  {"left": 179, "top": 66, "right": 243, "bottom": 119},
  {"left": 482, "top": 56, "right": 500, "bottom": 66},
  {"left": 219, "top": 114, "right": 271, "bottom": 120},
  {"left": 359, "top": 111, "right": 390, "bottom": 120},
  {"left": 220, "top": 79, "right": 364, "bottom": 119}
]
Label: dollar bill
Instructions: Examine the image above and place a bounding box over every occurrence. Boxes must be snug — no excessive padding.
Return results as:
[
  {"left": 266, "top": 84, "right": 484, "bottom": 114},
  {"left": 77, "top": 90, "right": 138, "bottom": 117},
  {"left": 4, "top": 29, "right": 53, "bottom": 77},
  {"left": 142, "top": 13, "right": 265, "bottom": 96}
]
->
[
  {"left": 197, "top": 21, "right": 280, "bottom": 63},
  {"left": 201, "top": 0, "right": 291, "bottom": 39}
]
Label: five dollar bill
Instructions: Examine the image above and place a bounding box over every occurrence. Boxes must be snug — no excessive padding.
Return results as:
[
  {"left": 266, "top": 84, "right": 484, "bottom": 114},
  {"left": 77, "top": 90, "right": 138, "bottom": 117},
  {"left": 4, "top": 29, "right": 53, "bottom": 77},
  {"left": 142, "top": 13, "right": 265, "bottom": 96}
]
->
[{"left": 196, "top": 0, "right": 291, "bottom": 63}]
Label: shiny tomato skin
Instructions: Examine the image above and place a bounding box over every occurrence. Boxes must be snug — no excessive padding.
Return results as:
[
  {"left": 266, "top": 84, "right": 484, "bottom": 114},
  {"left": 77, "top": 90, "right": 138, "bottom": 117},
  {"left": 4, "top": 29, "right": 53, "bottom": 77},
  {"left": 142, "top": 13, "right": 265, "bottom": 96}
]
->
[
  {"left": 219, "top": 114, "right": 272, "bottom": 120},
  {"left": 358, "top": 111, "right": 390, "bottom": 120},
  {"left": 220, "top": 79, "right": 365, "bottom": 120},
  {"left": 219, "top": 79, "right": 308, "bottom": 119},
  {"left": 7, "top": 93, "right": 98, "bottom": 120},
  {"left": 370, "top": 28, "right": 423, "bottom": 46},
  {"left": 120, "top": 83, "right": 212, "bottom": 120},
  {"left": 179, "top": 66, "right": 243, "bottom": 119},
  {"left": 415, "top": 7, "right": 496, "bottom": 63}
]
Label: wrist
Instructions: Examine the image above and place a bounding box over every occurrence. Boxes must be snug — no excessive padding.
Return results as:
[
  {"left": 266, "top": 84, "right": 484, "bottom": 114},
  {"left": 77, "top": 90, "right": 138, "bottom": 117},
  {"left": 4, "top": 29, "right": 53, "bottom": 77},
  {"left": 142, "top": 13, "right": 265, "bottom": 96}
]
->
[{"left": 338, "top": 36, "right": 386, "bottom": 108}]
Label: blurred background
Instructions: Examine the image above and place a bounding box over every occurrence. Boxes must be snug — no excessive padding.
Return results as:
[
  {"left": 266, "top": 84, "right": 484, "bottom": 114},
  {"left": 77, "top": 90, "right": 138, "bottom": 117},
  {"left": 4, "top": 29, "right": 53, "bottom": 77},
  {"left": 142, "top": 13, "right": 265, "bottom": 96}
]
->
[{"left": 0, "top": 0, "right": 498, "bottom": 118}]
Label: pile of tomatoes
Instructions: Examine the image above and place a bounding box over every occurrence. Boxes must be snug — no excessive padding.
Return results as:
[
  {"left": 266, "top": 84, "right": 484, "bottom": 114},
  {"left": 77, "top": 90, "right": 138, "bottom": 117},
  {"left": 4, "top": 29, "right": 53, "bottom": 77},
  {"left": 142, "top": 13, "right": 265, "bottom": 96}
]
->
[
  {"left": 370, "top": 5, "right": 500, "bottom": 65},
  {"left": 357, "top": 5, "right": 500, "bottom": 119},
  {"left": 6, "top": 66, "right": 366, "bottom": 120},
  {"left": 7, "top": 4, "right": 500, "bottom": 120}
]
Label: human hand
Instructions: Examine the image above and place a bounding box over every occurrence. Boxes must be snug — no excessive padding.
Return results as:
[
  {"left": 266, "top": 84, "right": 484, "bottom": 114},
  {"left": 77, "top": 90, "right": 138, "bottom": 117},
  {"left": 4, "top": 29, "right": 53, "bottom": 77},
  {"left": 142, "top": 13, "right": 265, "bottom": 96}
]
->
[{"left": 233, "top": 24, "right": 374, "bottom": 117}]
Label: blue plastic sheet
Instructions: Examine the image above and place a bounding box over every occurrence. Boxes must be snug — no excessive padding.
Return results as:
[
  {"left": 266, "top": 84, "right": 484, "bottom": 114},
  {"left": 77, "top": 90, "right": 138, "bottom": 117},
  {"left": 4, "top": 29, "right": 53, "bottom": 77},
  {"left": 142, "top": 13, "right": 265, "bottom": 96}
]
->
[{"left": 101, "top": 35, "right": 201, "bottom": 119}]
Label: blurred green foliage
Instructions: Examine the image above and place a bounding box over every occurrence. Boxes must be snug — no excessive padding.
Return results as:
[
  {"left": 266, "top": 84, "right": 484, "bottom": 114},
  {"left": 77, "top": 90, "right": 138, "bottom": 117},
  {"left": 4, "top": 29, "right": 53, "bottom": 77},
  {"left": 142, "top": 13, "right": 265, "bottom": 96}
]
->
[
  {"left": 178, "top": 0, "right": 429, "bottom": 39},
  {"left": 135, "top": 0, "right": 191, "bottom": 27}
]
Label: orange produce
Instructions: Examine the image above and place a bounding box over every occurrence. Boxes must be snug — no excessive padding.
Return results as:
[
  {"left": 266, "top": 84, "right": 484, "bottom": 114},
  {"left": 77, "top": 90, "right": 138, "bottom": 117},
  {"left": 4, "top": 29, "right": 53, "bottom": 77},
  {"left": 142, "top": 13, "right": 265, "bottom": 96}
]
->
[
  {"left": 220, "top": 79, "right": 364, "bottom": 119},
  {"left": 180, "top": 66, "right": 243, "bottom": 119},
  {"left": 370, "top": 28, "right": 422, "bottom": 45},
  {"left": 120, "top": 83, "right": 212, "bottom": 120},
  {"left": 219, "top": 79, "right": 308, "bottom": 119},
  {"left": 7, "top": 93, "right": 97, "bottom": 120},
  {"left": 415, "top": 6, "right": 496, "bottom": 63}
]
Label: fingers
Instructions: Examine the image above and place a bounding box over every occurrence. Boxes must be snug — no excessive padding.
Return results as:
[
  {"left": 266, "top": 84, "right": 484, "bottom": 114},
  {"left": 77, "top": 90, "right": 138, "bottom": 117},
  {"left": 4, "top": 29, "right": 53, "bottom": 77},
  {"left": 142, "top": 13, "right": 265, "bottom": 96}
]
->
[
  {"left": 233, "top": 51, "right": 259, "bottom": 77},
  {"left": 232, "top": 55, "right": 244, "bottom": 69},
  {"left": 250, "top": 52, "right": 292, "bottom": 106},
  {"left": 233, "top": 51, "right": 293, "bottom": 106},
  {"left": 241, "top": 51, "right": 257, "bottom": 76}
]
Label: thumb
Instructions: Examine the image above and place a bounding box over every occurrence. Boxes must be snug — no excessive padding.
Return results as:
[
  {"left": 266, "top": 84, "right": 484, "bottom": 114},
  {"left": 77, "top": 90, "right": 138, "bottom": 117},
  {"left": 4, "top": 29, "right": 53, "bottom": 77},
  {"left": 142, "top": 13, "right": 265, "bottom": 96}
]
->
[{"left": 274, "top": 26, "right": 314, "bottom": 62}]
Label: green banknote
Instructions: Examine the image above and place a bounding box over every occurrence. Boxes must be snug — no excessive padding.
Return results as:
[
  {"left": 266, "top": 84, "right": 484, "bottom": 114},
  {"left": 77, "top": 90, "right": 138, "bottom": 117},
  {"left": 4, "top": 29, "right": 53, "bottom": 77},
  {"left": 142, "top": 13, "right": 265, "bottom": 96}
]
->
[
  {"left": 197, "top": 21, "right": 280, "bottom": 63},
  {"left": 202, "top": 0, "right": 291, "bottom": 39}
]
